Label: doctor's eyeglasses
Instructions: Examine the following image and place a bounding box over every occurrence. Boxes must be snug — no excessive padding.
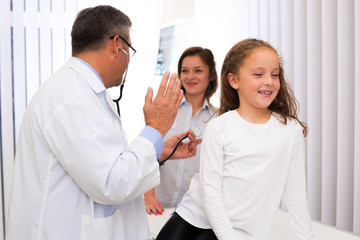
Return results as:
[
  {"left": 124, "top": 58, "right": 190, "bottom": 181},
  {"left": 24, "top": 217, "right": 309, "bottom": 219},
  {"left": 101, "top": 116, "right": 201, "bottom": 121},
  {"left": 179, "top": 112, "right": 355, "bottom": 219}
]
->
[{"left": 109, "top": 35, "right": 137, "bottom": 57}]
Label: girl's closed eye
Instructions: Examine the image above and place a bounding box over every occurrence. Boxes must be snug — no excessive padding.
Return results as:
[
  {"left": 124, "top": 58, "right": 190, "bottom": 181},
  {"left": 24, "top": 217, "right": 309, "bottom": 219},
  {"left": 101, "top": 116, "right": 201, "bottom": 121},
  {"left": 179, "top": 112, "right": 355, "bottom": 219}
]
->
[{"left": 254, "top": 73, "right": 263, "bottom": 77}]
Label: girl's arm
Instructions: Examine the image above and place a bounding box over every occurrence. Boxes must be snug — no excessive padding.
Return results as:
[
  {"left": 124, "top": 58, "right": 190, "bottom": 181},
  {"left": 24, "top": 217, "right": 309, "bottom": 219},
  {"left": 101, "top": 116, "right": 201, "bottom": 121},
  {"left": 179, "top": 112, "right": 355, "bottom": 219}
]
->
[
  {"left": 200, "top": 122, "right": 237, "bottom": 240},
  {"left": 283, "top": 125, "right": 314, "bottom": 240}
]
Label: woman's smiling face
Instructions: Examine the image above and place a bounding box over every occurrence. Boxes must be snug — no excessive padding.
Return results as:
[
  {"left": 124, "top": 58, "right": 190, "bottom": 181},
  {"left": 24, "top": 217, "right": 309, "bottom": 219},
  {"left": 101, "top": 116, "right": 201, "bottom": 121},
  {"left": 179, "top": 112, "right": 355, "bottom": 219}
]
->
[{"left": 180, "top": 55, "right": 210, "bottom": 99}]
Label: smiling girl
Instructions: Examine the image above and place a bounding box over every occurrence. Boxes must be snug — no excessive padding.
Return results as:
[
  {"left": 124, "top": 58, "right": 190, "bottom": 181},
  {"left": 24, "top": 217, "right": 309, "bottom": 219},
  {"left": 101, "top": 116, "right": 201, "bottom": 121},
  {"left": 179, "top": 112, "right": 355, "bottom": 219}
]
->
[{"left": 156, "top": 39, "right": 314, "bottom": 240}]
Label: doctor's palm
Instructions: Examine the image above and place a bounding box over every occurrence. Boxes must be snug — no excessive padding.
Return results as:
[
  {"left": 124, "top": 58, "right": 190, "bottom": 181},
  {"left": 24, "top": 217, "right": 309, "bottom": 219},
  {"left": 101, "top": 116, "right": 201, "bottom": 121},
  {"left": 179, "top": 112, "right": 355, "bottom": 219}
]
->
[{"left": 143, "top": 72, "right": 183, "bottom": 137}]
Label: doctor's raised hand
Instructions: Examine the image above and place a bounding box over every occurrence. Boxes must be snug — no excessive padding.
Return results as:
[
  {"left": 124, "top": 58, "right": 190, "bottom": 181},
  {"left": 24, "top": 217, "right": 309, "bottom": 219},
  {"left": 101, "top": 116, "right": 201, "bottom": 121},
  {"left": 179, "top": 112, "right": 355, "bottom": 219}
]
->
[
  {"left": 143, "top": 71, "right": 201, "bottom": 161},
  {"left": 143, "top": 71, "right": 183, "bottom": 137}
]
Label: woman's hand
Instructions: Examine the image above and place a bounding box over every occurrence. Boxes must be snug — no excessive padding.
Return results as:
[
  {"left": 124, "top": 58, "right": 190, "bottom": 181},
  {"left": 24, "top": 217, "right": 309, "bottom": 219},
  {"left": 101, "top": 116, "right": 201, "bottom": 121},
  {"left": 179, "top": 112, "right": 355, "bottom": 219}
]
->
[{"left": 144, "top": 189, "right": 164, "bottom": 215}]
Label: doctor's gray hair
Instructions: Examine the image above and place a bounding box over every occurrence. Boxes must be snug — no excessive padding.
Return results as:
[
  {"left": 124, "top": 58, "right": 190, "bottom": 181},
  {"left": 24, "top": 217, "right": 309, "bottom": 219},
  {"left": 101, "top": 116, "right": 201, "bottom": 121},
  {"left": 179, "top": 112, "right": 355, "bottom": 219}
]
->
[{"left": 71, "top": 5, "right": 132, "bottom": 56}]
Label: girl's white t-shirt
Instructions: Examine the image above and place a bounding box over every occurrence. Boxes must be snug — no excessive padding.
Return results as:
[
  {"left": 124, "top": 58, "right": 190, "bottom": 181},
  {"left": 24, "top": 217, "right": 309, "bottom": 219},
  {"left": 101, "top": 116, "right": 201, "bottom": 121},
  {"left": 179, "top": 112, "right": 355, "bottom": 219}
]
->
[{"left": 176, "top": 110, "right": 313, "bottom": 240}]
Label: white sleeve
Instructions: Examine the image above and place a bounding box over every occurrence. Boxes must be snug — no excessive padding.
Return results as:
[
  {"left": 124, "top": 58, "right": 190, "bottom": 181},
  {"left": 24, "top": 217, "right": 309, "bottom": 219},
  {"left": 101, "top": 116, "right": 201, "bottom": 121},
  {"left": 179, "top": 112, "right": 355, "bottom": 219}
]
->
[
  {"left": 42, "top": 94, "right": 160, "bottom": 205},
  {"left": 283, "top": 125, "right": 314, "bottom": 240},
  {"left": 200, "top": 121, "right": 237, "bottom": 240}
]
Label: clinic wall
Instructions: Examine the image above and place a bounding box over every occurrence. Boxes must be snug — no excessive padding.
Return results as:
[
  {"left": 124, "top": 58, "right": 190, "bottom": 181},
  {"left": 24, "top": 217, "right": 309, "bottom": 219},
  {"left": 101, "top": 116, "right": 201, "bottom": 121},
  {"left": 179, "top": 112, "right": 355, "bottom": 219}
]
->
[
  {"left": 233, "top": 0, "right": 359, "bottom": 235},
  {"left": 1, "top": 0, "right": 359, "bottom": 238},
  {"left": 0, "top": 0, "right": 78, "bottom": 239},
  {"left": 157, "top": 0, "right": 360, "bottom": 235},
  {"left": 117, "top": 0, "right": 252, "bottom": 140}
]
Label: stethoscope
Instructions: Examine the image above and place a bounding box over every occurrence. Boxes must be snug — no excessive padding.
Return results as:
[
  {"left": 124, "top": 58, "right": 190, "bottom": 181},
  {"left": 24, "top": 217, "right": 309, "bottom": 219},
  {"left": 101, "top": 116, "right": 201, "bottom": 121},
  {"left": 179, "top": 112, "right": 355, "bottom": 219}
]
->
[
  {"left": 113, "top": 48, "right": 201, "bottom": 166},
  {"left": 158, "top": 125, "right": 201, "bottom": 166},
  {"left": 113, "top": 47, "right": 129, "bottom": 117}
]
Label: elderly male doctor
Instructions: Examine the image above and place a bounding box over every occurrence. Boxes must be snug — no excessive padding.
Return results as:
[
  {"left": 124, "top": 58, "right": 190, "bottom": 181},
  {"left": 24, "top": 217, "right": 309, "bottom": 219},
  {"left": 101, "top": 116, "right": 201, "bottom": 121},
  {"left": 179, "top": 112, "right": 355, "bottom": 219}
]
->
[{"left": 6, "top": 5, "right": 200, "bottom": 240}]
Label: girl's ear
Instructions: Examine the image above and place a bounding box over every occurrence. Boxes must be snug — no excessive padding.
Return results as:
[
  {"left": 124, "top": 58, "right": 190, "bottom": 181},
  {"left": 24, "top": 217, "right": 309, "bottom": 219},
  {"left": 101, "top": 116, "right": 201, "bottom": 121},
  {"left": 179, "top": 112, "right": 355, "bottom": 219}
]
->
[{"left": 228, "top": 73, "right": 239, "bottom": 90}]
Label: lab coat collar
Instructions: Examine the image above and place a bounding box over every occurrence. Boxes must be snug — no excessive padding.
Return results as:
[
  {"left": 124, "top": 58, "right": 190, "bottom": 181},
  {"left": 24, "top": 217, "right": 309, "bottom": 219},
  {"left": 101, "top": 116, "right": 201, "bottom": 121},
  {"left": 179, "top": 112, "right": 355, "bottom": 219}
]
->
[
  {"left": 68, "top": 57, "right": 106, "bottom": 94},
  {"left": 68, "top": 58, "right": 122, "bottom": 118}
]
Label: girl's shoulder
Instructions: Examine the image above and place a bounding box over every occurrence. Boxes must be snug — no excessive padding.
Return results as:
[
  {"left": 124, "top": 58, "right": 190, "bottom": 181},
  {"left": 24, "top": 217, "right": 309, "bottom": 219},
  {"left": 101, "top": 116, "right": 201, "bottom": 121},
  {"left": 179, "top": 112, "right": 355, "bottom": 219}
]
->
[
  {"left": 272, "top": 112, "right": 298, "bottom": 125},
  {"left": 212, "top": 109, "right": 237, "bottom": 119},
  {"left": 207, "top": 110, "right": 238, "bottom": 127},
  {"left": 272, "top": 113, "right": 304, "bottom": 135},
  {"left": 202, "top": 110, "right": 238, "bottom": 141}
]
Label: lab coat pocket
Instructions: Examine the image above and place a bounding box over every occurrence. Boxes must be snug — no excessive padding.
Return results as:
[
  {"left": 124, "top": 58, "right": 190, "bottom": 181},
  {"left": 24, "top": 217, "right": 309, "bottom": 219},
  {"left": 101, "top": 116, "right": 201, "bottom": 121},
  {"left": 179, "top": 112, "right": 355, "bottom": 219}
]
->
[{"left": 80, "top": 209, "right": 124, "bottom": 240}]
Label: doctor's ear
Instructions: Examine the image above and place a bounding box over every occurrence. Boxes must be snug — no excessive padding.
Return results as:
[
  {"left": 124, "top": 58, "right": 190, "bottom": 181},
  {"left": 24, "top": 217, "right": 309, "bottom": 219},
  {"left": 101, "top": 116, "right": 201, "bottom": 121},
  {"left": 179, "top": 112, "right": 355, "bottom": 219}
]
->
[
  {"left": 228, "top": 73, "right": 239, "bottom": 90},
  {"left": 109, "top": 35, "right": 122, "bottom": 53}
]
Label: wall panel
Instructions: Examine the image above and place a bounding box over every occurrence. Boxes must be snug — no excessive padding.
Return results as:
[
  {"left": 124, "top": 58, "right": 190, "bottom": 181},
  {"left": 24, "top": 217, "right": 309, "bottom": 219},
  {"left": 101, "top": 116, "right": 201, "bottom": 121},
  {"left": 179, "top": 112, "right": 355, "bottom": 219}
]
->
[
  {"left": 336, "top": 0, "right": 355, "bottom": 231},
  {"left": 306, "top": 0, "right": 322, "bottom": 220},
  {"left": 248, "top": 0, "right": 359, "bottom": 234},
  {"left": 354, "top": 0, "right": 360, "bottom": 234},
  {"left": 0, "top": 1, "right": 15, "bottom": 239},
  {"left": 320, "top": 0, "right": 338, "bottom": 227},
  {"left": 0, "top": 0, "right": 78, "bottom": 238}
]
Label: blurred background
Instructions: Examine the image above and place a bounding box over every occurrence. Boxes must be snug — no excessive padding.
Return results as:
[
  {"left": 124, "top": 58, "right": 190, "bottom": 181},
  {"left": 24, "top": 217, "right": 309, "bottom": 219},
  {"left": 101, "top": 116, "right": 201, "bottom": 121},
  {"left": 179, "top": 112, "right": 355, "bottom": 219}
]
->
[{"left": 0, "top": 0, "right": 359, "bottom": 238}]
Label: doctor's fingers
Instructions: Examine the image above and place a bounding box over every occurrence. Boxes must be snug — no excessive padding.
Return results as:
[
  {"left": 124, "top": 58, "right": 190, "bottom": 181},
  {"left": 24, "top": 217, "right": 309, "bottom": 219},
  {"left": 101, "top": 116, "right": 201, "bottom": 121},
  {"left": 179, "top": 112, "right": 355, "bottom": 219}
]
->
[
  {"left": 187, "top": 135, "right": 199, "bottom": 148},
  {"left": 185, "top": 130, "right": 202, "bottom": 145},
  {"left": 163, "top": 72, "right": 178, "bottom": 99},
  {"left": 157, "top": 72, "right": 182, "bottom": 102},
  {"left": 156, "top": 71, "right": 173, "bottom": 97},
  {"left": 171, "top": 81, "right": 183, "bottom": 107},
  {"left": 144, "top": 87, "right": 154, "bottom": 109},
  {"left": 189, "top": 142, "right": 197, "bottom": 155}
]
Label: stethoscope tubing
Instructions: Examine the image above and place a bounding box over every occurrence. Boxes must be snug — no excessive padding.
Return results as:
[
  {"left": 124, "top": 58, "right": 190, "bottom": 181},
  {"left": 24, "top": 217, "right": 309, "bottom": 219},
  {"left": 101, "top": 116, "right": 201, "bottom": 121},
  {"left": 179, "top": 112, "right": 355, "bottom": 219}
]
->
[
  {"left": 113, "top": 49, "right": 129, "bottom": 116},
  {"left": 158, "top": 134, "right": 188, "bottom": 166}
]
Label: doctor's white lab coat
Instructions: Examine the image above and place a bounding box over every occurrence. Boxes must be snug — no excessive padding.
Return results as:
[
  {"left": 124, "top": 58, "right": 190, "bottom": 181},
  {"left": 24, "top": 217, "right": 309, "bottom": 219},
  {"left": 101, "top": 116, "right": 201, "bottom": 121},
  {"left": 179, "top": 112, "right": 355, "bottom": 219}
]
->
[{"left": 5, "top": 58, "right": 160, "bottom": 240}]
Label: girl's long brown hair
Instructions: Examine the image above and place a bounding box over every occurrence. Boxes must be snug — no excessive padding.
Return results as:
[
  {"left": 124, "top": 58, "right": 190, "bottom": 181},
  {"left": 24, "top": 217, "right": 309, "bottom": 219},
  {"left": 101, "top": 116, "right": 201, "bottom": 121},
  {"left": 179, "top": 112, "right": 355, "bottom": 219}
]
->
[{"left": 219, "top": 38, "right": 308, "bottom": 136}]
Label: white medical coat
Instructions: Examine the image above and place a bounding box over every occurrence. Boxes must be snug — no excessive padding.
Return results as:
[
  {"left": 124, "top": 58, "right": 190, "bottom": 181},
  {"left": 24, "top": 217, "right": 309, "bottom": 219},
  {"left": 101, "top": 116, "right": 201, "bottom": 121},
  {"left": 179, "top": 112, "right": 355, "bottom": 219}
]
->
[{"left": 5, "top": 58, "right": 160, "bottom": 240}]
